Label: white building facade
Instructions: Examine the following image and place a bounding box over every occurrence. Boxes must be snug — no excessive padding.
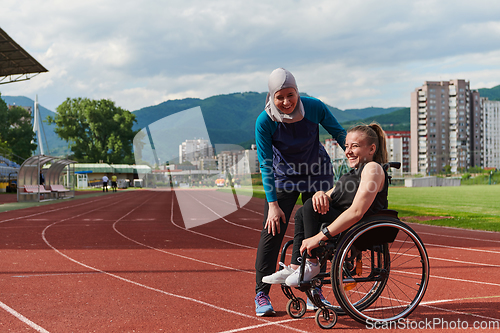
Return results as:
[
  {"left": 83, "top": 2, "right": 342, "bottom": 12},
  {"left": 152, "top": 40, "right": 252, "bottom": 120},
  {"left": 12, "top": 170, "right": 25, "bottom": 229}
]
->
[
  {"left": 218, "top": 146, "right": 259, "bottom": 176},
  {"left": 481, "top": 98, "right": 500, "bottom": 169},
  {"left": 324, "top": 139, "right": 344, "bottom": 161},
  {"left": 386, "top": 135, "right": 403, "bottom": 176},
  {"left": 179, "top": 139, "right": 214, "bottom": 164}
]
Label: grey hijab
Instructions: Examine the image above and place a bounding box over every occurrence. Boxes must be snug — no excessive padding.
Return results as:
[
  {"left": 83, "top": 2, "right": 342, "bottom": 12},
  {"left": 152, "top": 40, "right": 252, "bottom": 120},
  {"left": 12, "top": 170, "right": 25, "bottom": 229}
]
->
[{"left": 265, "top": 68, "right": 305, "bottom": 123}]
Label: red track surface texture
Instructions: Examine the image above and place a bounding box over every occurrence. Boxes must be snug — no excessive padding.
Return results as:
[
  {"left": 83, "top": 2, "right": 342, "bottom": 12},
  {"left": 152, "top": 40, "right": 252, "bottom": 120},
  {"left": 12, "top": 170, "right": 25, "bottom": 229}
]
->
[{"left": 1, "top": 189, "right": 499, "bottom": 332}]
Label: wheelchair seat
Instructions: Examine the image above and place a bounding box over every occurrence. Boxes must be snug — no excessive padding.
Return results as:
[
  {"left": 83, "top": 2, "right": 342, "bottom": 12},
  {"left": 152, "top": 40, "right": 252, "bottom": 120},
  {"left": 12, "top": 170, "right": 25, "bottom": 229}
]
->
[{"left": 353, "top": 209, "right": 400, "bottom": 251}]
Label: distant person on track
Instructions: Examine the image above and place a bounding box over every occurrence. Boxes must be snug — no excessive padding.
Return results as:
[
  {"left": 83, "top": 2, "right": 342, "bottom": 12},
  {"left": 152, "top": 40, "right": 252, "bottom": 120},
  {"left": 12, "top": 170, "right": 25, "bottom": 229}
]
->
[
  {"left": 262, "top": 123, "right": 389, "bottom": 295},
  {"left": 253, "top": 68, "right": 346, "bottom": 316},
  {"left": 111, "top": 174, "right": 118, "bottom": 192},
  {"left": 39, "top": 170, "right": 45, "bottom": 186},
  {"left": 102, "top": 175, "right": 109, "bottom": 192}
]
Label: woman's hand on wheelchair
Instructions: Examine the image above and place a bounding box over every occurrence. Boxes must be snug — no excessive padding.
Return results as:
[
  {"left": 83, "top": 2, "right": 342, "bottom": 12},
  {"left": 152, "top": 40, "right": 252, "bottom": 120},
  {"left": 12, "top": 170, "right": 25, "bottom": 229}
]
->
[
  {"left": 312, "top": 191, "right": 330, "bottom": 215},
  {"left": 300, "top": 234, "right": 322, "bottom": 256}
]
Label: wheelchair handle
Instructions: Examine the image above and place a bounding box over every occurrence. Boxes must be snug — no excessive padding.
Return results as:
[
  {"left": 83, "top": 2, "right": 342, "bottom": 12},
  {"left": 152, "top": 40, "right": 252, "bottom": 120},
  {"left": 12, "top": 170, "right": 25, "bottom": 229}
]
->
[{"left": 383, "top": 161, "right": 401, "bottom": 171}]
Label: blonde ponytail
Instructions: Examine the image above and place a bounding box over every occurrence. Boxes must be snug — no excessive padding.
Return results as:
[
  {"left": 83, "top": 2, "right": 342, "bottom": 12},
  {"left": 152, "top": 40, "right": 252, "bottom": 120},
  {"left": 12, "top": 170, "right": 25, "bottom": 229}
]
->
[{"left": 348, "top": 122, "right": 388, "bottom": 164}]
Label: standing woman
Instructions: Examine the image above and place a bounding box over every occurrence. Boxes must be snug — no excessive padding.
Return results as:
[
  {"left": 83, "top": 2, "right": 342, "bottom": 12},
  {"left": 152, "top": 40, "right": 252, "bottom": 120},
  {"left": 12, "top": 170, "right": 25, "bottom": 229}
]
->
[{"left": 254, "top": 68, "right": 346, "bottom": 316}]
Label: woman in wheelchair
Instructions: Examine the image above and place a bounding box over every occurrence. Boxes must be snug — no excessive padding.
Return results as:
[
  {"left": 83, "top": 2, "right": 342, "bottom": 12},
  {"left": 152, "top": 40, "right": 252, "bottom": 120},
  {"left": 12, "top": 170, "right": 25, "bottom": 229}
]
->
[{"left": 263, "top": 123, "right": 389, "bottom": 290}]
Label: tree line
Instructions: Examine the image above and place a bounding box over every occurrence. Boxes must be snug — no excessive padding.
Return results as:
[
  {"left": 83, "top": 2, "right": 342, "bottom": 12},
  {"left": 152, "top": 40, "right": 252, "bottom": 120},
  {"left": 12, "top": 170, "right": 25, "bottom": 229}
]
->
[
  {"left": 0, "top": 93, "right": 138, "bottom": 164},
  {"left": 0, "top": 93, "right": 37, "bottom": 162}
]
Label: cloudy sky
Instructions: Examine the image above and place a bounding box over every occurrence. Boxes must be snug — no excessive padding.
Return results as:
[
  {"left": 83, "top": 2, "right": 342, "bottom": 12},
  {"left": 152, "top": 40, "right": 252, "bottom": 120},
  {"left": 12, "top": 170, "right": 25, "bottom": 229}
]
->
[{"left": 2, "top": 0, "right": 500, "bottom": 112}]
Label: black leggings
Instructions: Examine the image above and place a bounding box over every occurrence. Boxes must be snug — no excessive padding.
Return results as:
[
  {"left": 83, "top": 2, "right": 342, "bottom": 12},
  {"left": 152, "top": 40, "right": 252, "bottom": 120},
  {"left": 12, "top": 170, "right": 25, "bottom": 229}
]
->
[
  {"left": 255, "top": 190, "right": 314, "bottom": 295},
  {"left": 291, "top": 198, "right": 342, "bottom": 263}
]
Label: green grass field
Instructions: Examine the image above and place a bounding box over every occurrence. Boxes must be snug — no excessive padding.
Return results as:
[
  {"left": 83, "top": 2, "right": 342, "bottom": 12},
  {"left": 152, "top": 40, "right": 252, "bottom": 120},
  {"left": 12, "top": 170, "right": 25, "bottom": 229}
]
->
[
  {"left": 387, "top": 185, "right": 500, "bottom": 231},
  {"left": 231, "top": 184, "right": 500, "bottom": 232}
]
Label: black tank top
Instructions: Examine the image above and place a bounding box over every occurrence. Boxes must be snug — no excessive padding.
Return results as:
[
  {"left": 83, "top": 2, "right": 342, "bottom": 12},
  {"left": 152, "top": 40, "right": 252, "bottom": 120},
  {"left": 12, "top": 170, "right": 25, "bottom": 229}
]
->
[{"left": 329, "top": 163, "right": 388, "bottom": 217}]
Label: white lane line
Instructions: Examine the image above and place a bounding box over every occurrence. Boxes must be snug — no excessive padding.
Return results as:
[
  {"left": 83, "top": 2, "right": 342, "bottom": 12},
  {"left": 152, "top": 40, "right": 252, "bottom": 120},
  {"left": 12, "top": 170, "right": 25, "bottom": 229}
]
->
[
  {"left": 390, "top": 266, "right": 500, "bottom": 288},
  {"left": 1, "top": 194, "right": 133, "bottom": 331},
  {"left": 187, "top": 192, "right": 500, "bottom": 271},
  {"left": 428, "top": 255, "right": 500, "bottom": 268},
  {"left": 208, "top": 191, "right": 302, "bottom": 226},
  {"left": 421, "top": 303, "right": 500, "bottom": 322},
  {"left": 392, "top": 239, "right": 500, "bottom": 267},
  {"left": 0, "top": 301, "right": 50, "bottom": 333},
  {"left": 168, "top": 190, "right": 500, "bottom": 275},
  {"left": 408, "top": 221, "right": 500, "bottom": 235},
  {"left": 428, "top": 273, "right": 500, "bottom": 288},
  {"left": 418, "top": 231, "right": 500, "bottom": 244},
  {"left": 167, "top": 192, "right": 256, "bottom": 250},
  {"left": 0, "top": 192, "right": 130, "bottom": 225},
  {"left": 35, "top": 189, "right": 500, "bottom": 332},
  {"left": 212, "top": 194, "right": 500, "bottom": 243},
  {"left": 44, "top": 192, "right": 308, "bottom": 333},
  {"left": 21, "top": 188, "right": 498, "bottom": 325},
  {"left": 207, "top": 191, "right": 297, "bottom": 224},
  {"left": 209, "top": 194, "right": 264, "bottom": 216},
  {"left": 216, "top": 317, "right": 315, "bottom": 333},
  {"left": 187, "top": 192, "right": 263, "bottom": 233},
  {"left": 113, "top": 222, "right": 254, "bottom": 275},
  {"left": 165, "top": 192, "right": 500, "bottom": 328},
  {"left": 12, "top": 272, "right": 103, "bottom": 278},
  {"left": 162, "top": 191, "right": 500, "bottom": 329},
  {"left": 421, "top": 294, "right": 500, "bottom": 307},
  {"left": 186, "top": 191, "right": 294, "bottom": 239},
  {"left": 423, "top": 242, "right": 500, "bottom": 254}
]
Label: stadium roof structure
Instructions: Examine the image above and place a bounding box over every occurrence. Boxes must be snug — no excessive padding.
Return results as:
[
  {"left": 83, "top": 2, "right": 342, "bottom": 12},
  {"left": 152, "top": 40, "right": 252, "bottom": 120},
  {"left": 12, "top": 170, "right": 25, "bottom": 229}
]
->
[
  {"left": 0, "top": 27, "right": 48, "bottom": 85},
  {"left": 17, "top": 154, "right": 76, "bottom": 202},
  {"left": 73, "top": 163, "right": 152, "bottom": 174}
]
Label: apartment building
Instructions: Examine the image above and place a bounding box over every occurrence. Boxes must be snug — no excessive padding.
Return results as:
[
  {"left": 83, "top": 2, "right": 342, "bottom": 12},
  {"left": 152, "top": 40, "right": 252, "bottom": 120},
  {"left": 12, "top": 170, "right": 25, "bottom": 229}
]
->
[
  {"left": 410, "top": 80, "right": 480, "bottom": 175},
  {"left": 481, "top": 97, "right": 500, "bottom": 169},
  {"left": 215, "top": 145, "right": 258, "bottom": 175},
  {"left": 470, "top": 91, "right": 482, "bottom": 168},
  {"left": 386, "top": 131, "right": 410, "bottom": 174},
  {"left": 324, "top": 139, "right": 345, "bottom": 161},
  {"left": 325, "top": 134, "right": 409, "bottom": 175},
  {"left": 179, "top": 139, "right": 214, "bottom": 163},
  {"left": 217, "top": 150, "right": 245, "bottom": 175},
  {"left": 244, "top": 145, "right": 259, "bottom": 174}
]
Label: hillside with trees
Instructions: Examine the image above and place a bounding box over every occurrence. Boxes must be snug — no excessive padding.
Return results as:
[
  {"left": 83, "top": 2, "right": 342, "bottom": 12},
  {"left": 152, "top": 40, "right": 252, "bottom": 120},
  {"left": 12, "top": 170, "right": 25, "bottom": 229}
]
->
[
  {"left": 4, "top": 84, "right": 500, "bottom": 161},
  {"left": 2, "top": 92, "right": 409, "bottom": 158},
  {"left": 478, "top": 84, "right": 500, "bottom": 101},
  {"left": 1, "top": 95, "right": 68, "bottom": 156},
  {"left": 131, "top": 92, "right": 404, "bottom": 148},
  {"left": 0, "top": 93, "right": 37, "bottom": 160}
]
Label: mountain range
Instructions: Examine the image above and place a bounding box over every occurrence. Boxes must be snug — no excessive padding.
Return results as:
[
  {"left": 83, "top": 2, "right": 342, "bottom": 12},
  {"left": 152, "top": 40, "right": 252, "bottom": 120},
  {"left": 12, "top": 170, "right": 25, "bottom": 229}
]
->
[{"left": 3, "top": 83, "right": 500, "bottom": 158}]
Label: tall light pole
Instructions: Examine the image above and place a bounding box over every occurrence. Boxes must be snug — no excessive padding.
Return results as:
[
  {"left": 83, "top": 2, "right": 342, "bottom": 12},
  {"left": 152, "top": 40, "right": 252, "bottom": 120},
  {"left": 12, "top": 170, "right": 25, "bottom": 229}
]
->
[{"left": 32, "top": 95, "right": 45, "bottom": 155}]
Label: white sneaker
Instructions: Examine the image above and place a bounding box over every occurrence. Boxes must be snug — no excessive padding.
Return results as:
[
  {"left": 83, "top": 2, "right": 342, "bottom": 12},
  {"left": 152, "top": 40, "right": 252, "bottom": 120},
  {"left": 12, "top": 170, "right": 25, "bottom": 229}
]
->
[
  {"left": 262, "top": 263, "right": 294, "bottom": 284},
  {"left": 285, "top": 261, "right": 321, "bottom": 287}
]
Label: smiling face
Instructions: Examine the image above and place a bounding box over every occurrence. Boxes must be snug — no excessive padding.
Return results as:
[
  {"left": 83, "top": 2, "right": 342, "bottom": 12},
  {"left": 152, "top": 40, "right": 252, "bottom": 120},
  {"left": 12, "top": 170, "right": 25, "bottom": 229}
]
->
[
  {"left": 345, "top": 131, "right": 377, "bottom": 168},
  {"left": 273, "top": 87, "right": 298, "bottom": 114}
]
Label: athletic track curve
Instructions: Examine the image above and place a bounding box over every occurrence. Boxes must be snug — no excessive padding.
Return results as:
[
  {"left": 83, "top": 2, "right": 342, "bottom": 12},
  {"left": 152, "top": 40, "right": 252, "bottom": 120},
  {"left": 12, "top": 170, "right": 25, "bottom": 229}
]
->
[{"left": 0, "top": 189, "right": 499, "bottom": 332}]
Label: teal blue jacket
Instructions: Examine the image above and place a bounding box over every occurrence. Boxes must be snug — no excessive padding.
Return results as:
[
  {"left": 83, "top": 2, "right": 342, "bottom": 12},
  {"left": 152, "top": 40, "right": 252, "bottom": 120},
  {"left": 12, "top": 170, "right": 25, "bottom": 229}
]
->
[{"left": 255, "top": 96, "right": 346, "bottom": 202}]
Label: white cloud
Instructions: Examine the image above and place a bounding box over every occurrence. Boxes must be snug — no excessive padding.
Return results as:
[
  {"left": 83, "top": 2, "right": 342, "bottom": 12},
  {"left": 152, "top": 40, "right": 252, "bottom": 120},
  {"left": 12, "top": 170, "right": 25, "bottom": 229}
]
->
[{"left": 2, "top": 0, "right": 500, "bottom": 112}]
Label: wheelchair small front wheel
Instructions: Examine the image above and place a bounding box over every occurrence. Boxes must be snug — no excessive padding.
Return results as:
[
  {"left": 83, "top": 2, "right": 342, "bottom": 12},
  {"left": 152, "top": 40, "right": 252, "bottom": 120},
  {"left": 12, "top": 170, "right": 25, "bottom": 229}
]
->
[
  {"left": 286, "top": 298, "right": 306, "bottom": 318},
  {"left": 315, "top": 307, "right": 337, "bottom": 329}
]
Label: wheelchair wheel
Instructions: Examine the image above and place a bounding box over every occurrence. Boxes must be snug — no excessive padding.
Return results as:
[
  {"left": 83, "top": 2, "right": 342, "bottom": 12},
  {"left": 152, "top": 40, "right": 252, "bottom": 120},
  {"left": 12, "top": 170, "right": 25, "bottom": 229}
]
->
[
  {"left": 315, "top": 307, "right": 338, "bottom": 329},
  {"left": 286, "top": 298, "right": 306, "bottom": 318},
  {"left": 331, "top": 218, "right": 429, "bottom": 325}
]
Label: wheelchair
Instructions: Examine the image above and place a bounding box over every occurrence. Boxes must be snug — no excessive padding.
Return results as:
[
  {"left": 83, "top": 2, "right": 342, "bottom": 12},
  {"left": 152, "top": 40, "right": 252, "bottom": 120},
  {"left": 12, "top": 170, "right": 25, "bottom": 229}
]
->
[{"left": 278, "top": 162, "right": 430, "bottom": 329}]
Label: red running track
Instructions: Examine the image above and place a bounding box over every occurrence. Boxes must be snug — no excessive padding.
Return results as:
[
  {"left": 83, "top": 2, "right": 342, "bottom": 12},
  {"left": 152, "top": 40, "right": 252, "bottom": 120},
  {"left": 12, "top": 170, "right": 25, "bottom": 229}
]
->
[{"left": 0, "top": 189, "right": 499, "bottom": 332}]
